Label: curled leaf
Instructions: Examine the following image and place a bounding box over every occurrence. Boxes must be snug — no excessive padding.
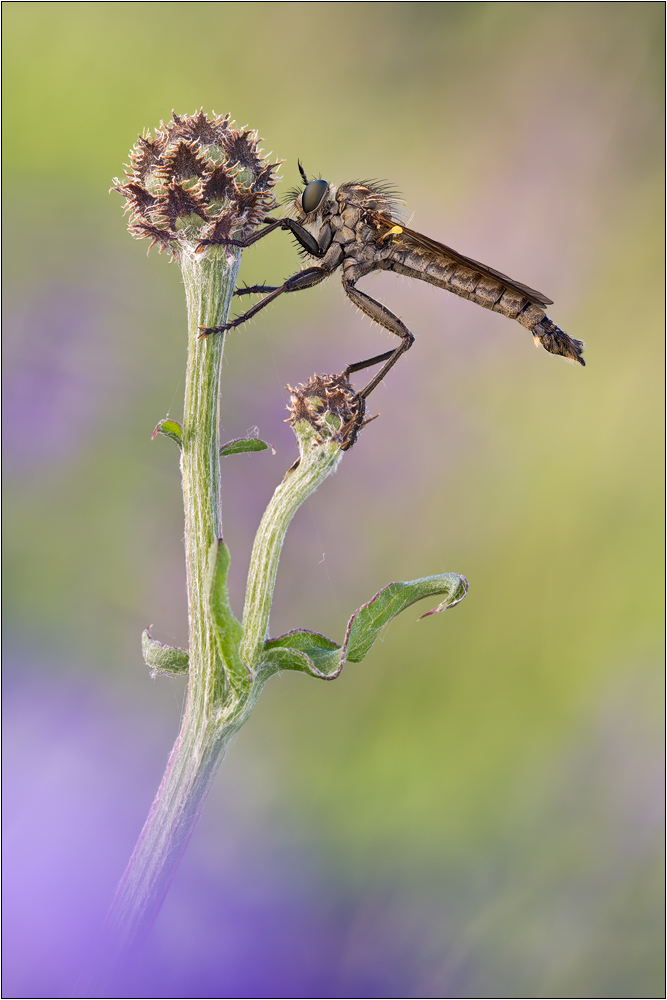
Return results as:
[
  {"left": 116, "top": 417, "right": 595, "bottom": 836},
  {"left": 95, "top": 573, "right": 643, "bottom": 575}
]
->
[
  {"left": 262, "top": 629, "right": 341, "bottom": 679},
  {"left": 260, "top": 645, "right": 325, "bottom": 678},
  {"left": 345, "top": 573, "right": 469, "bottom": 661},
  {"left": 260, "top": 572, "right": 468, "bottom": 681},
  {"left": 142, "top": 628, "right": 189, "bottom": 678}
]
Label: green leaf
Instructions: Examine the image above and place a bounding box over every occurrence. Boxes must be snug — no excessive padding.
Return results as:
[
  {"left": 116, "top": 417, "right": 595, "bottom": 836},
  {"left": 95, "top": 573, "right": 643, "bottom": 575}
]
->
[
  {"left": 151, "top": 418, "right": 183, "bottom": 448},
  {"left": 219, "top": 437, "right": 274, "bottom": 457},
  {"left": 142, "top": 629, "right": 189, "bottom": 678},
  {"left": 260, "top": 645, "right": 328, "bottom": 678},
  {"left": 260, "top": 573, "right": 468, "bottom": 680},
  {"left": 205, "top": 539, "right": 251, "bottom": 687},
  {"left": 344, "top": 573, "right": 468, "bottom": 662},
  {"left": 262, "top": 629, "right": 342, "bottom": 679}
]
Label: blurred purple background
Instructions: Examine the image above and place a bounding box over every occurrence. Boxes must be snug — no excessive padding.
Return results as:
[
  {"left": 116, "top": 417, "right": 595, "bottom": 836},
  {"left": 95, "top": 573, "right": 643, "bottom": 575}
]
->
[{"left": 3, "top": 4, "right": 663, "bottom": 997}]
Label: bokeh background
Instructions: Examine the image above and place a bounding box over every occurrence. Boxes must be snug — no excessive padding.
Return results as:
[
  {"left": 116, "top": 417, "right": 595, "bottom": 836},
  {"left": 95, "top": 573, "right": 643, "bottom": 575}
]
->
[{"left": 3, "top": 3, "right": 663, "bottom": 997}]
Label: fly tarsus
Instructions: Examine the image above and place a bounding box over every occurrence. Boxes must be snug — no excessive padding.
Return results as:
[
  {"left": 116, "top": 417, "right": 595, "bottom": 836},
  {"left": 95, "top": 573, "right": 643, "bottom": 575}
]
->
[
  {"left": 235, "top": 283, "right": 281, "bottom": 296},
  {"left": 199, "top": 325, "right": 228, "bottom": 338},
  {"left": 195, "top": 218, "right": 284, "bottom": 254},
  {"left": 195, "top": 237, "right": 246, "bottom": 253},
  {"left": 533, "top": 317, "right": 585, "bottom": 367}
]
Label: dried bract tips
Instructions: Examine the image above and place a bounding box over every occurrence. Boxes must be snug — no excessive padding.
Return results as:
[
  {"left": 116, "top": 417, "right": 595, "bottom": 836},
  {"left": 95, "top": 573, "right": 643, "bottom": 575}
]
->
[
  {"left": 112, "top": 109, "right": 281, "bottom": 255},
  {"left": 286, "top": 373, "right": 366, "bottom": 450}
]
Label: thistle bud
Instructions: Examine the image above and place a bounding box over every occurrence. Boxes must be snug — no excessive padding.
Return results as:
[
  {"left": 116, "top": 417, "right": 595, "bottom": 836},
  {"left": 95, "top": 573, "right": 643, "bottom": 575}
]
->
[
  {"left": 112, "top": 109, "right": 281, "bottom": 255},
  {"left": 286, "top": 374, "right": 365, "bottom": 451}
]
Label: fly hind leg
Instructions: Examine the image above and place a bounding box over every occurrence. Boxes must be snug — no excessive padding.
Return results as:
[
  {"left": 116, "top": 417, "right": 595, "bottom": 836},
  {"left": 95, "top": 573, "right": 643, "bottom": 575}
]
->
[{"left": 342, "top": 278, "right": 415, "bottom": 399}]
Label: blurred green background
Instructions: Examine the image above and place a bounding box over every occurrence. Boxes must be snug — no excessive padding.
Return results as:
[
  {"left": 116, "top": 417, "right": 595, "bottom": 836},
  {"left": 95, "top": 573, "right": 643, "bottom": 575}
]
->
[{"left": 3, "top": 3, "right": 663, "bottom": 997}]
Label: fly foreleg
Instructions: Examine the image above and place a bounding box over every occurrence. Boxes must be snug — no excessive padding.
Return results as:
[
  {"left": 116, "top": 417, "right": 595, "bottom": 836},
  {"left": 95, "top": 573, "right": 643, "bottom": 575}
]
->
[
  {"left": 280, "top": 219, "right": 330, "bottom": 257},
  {"left": 196, "top": 217, "right": 284, "bottom": 252},
  {"left": 342, "top": 279, "right": 415, "bottom": 399},
  {"left": 200, "top": 266, "right": 331, "bottom": 337},
  {"left": 196, "top": 217, "right": 327, "bottom": 258}
]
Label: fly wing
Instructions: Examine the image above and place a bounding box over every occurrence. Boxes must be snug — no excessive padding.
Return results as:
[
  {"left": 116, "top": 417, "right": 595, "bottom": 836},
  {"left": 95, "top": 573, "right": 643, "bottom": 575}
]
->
[{"left": 374, "top": 217, "right": 553, "bottom": 308}]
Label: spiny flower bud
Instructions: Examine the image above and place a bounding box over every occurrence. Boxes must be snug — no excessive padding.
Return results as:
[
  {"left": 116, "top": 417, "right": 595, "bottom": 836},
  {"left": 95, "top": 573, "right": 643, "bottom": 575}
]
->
[
  {"left": 286, "top": 374, "right": 365, "bottom": 451},
  {"left": 112, "top": 109, "right": 281, "bottom": 255}
]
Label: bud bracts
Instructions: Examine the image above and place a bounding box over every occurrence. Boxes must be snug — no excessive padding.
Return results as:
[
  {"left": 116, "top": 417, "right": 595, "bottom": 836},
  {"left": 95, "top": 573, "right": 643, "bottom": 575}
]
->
[
  {"left": 113, "top": 110, "right": 281, "bottom": 254},
  {"left": 287, "top": 374, "right": 364, "bottom": 450}
]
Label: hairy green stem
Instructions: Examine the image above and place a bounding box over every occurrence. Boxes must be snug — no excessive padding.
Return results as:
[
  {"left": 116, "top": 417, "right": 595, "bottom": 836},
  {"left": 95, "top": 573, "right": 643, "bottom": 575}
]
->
[
  {"left": 106, "top": 246, "right": 241, "bottom": 952},
  {"left": 241, "top": 424, "right": 343, "bottom": 667},
  {"left": 105, "top": 253, "right": 350, "bottom": 957}
]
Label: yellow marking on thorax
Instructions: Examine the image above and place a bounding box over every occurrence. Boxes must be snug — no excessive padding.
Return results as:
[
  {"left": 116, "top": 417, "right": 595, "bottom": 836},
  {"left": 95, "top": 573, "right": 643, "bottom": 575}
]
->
[{"left": 378, "top": 224, "right": 404, "bottom": 243}]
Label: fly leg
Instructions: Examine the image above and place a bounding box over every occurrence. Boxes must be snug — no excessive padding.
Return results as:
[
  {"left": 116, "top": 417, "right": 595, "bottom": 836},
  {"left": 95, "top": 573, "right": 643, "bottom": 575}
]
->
[
  {"left": 336, "top": 278, "right": 416, "bottom": 449},
  {"left": 200, "top": 266, "right": 331, "bottom": 336},
  {"left": 197, "top": 217, "right": 325, "bottom": 256},
  {"left": 342, "top": 279, "right": 415, "bottom": 399},
  {"left": 234, "top": 283, "right": 281, "bottom": 296},
  {"left": 196, "top": 217, "right": 284, "bottom": 252}
]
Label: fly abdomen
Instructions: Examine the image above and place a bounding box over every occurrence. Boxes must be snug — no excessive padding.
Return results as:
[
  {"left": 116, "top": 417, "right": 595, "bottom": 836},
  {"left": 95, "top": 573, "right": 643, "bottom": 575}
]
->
[
  {"left": 389, "top": 251, "right": 546, "bottom": 328},
  {"left": 532, "top": 317, "right": 585, "bottom": 366},
  {"left": 386, "top": 248, "right": 584, "bottom": 365}
]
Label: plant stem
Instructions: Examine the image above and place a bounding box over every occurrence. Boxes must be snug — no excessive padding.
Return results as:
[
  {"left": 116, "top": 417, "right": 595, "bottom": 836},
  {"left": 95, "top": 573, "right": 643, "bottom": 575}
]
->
[
  {"left": 241, "top": 422, "right": 343, "bottom": 668},
  {"left": 106, "top": 246, "right": 242, "bottom": 953},
  {"left": 106, "top": 256, "right": 353, "bottom": 958}
]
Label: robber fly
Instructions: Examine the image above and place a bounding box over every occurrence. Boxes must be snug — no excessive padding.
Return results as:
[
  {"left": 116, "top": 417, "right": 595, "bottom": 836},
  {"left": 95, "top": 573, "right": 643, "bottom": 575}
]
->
[{"left": 200, "top": 164, "right": 584, "bottom": 425}]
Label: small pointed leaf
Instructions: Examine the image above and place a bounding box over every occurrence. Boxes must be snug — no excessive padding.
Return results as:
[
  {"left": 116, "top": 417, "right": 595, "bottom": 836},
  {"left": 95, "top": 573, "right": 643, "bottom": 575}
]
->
[
  {"left": 142, "top": 628, "right": 189, "bottom": 678},
  {"left": 219, "top": 437, "right": 274, "bottom": 457},
  {"left": 152, "top": 418, "right": 183, "bottom": 448}
]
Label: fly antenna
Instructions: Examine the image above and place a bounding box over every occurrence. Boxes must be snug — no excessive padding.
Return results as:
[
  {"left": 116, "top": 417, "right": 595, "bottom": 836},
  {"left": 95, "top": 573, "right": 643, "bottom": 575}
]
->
[{"left": 298, "top": 161, "right": 309, "bottom": 186}]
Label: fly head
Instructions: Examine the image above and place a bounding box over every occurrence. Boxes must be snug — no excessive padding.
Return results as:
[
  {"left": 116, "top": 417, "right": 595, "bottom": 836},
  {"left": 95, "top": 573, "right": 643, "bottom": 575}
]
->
[
  {"left": 285, "top": 169, "right": 340, "bottom": 250},
  {"left": 301, "top": 178, "right": 329, "bottom": 215}
]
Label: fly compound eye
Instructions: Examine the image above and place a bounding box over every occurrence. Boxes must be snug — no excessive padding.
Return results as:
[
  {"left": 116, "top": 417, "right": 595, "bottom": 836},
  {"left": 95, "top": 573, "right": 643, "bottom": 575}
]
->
[{"left": 301, "top": 179, "right": 328, "bottom": 214}]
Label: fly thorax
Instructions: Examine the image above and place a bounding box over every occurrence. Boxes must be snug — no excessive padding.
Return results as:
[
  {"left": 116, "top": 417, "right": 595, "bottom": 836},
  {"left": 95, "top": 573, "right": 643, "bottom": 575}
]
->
[{"left": 340, "top": 205, "right": 361, "bottom": 229}]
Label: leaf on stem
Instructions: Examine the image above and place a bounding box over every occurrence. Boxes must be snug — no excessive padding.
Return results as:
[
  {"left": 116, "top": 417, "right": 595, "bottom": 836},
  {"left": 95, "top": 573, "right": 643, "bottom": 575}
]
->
[
  {"left": 219, "top": 437, "right": 274, "bottom": 457},
  {"left": 142, "top": 628, "right": 189, "bottom": 678},
  {"left": 260, "top": 572, "right": 469, "bottom": 681},
  {"left": 206, "top": 539, "right": 252, "bottom": 686},
  {"left": 262, "top": 629, "right": 341, "bottom": 678},
  {"left": 151, "top": 418, "right": 183, "bottom": 448}
]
